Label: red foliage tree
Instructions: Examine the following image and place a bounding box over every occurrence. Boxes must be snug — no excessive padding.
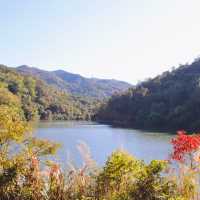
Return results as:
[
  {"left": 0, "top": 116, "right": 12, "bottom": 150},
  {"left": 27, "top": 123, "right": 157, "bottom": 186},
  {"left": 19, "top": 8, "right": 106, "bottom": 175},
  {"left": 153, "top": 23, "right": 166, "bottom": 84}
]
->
[{"left": 171, "top": 130, "right": 200, "bottom": 163}]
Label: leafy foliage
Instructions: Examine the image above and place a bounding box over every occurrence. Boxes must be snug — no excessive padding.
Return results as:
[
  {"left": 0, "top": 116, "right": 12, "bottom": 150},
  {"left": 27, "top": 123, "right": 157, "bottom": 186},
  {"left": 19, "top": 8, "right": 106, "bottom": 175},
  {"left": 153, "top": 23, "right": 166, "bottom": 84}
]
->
[
  {"left": 96, "top": 59, "right": 200, "bottom": 131},
  {"left": 169, "top": 131, "right": 200, "bottom": 199},
  {"left": 0, "top": 105, "right": 60, "bottom": 200},
  {"left": 171, "top": 130, "right": 200, "bottom": 162},
  {"left": 0, "top": 65, "right": 100, "bottom": 121},
  {"left": 96, "top": 150, "right": 144, "bottom": 198}
]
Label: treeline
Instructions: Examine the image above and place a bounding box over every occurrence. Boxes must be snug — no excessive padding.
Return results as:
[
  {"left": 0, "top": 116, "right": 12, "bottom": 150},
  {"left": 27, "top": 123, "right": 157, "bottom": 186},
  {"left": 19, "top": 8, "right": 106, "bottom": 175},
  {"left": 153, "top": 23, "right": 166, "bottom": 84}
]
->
[
  {"left": 0, "top": 65, "right": 100, "bottom": 121},
  {"left": 95, "top": 59, "right": 200, "bottom": 131}
]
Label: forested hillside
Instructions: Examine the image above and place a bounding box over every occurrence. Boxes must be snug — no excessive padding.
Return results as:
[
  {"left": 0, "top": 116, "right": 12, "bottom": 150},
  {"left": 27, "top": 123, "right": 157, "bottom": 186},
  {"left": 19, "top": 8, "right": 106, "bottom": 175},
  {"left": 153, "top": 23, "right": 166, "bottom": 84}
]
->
[
  {"left": 0, "top": 65, "right": 99, "bottom": 121},
  {"left": 96, "top": 59, "right": 200, "bottom": 131},
  {"left": 17, "top": 65, "right": 132, "bottom": 99}
]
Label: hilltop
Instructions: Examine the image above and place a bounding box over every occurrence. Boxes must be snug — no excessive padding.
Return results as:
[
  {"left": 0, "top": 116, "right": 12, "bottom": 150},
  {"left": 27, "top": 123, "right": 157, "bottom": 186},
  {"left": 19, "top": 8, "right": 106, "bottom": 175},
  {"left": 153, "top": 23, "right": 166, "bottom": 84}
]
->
[
  {"left": 17, "top": 65, "right": 132, "bottom": 99},
  {"left": 95, "top": 59, "right": 200, "bottom": 131}
]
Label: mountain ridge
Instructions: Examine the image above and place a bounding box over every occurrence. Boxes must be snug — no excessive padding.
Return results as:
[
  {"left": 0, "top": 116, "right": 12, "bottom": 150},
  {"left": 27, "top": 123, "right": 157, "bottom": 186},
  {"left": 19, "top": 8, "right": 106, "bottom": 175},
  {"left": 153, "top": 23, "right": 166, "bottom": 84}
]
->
[{"left": 16, "top": 65, "right": 132, "bottom": 99}]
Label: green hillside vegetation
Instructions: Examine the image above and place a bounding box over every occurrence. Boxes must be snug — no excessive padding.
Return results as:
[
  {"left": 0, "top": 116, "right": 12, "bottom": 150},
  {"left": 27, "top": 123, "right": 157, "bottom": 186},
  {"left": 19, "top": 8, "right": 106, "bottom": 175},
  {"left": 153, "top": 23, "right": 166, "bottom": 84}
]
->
[
  {"left": 17, "top": 65, "right": 132, "bottom": 99},
  {"left": 96, "top": 58, "right": 200, "bottom": 132},
  {"left": 0, "top": 65, "right": 99, "bottom": 121}
]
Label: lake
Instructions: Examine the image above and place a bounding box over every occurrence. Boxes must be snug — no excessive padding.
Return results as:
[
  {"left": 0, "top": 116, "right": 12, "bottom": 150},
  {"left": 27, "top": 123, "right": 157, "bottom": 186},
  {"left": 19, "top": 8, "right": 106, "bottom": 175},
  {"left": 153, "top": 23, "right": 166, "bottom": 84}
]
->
[{"left": 34, "top": 121, "right": 173, "bottom": 166}]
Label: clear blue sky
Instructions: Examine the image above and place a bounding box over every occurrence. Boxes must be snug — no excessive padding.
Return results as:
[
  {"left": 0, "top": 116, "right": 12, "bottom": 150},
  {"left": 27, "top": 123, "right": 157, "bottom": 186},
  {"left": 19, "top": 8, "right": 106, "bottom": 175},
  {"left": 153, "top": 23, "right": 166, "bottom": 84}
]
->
[{"left": 1, "top": 0, "right": 200, "bottom": 84}]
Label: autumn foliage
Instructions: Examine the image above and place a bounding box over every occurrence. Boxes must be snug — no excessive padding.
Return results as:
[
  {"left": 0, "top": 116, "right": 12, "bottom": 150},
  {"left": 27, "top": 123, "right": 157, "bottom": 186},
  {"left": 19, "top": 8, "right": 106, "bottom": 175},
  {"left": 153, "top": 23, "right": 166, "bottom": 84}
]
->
[{"left": 171, "top": 130, "right": 200, "bottom": 162}]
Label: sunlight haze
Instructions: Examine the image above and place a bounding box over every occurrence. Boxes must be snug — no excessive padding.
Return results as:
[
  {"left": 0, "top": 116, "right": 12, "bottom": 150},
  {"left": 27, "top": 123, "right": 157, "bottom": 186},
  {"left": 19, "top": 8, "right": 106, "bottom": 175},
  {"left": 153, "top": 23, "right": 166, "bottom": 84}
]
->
[{"left": 0, "top": 0, "right": 200, "bottom": 84}]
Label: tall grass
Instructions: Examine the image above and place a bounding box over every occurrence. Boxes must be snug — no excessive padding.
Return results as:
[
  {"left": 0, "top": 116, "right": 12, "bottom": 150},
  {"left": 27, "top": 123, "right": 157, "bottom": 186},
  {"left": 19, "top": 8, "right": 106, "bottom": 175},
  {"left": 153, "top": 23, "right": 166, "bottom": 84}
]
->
[{"left": 0, "top": 142, "right": 197, "bottom": 200}]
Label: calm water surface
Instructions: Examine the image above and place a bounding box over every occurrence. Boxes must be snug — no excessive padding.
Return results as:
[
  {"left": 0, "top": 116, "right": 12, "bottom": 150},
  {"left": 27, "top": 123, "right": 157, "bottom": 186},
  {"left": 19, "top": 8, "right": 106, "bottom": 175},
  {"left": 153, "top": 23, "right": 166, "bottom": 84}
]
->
[{"left": 34, "top": 121, "right": 173, "bottom": 166}]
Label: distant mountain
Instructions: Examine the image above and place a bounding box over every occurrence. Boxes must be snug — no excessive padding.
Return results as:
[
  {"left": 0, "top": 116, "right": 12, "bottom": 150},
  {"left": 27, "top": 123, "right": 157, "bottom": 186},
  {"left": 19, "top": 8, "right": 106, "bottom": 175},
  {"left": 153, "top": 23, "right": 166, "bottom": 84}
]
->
[
  {"left": 95, "top": 58, "right": 200, "bottom": 132},
  {"left": 16, "top": 65, "right": 132, "bottom": 99}
]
